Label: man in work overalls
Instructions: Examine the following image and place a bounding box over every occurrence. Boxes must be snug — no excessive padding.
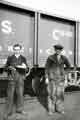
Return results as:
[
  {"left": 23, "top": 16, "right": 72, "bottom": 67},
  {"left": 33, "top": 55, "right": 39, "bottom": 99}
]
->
[
  {"left": 4, "top": 44, "right": 29, "bottom": 119},
  {"left": 45, "top": 44, "right": 70, "bottom": 115}
]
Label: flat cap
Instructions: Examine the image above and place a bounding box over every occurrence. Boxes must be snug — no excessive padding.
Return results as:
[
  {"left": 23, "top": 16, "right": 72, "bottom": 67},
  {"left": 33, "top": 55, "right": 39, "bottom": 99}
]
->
[{"left": 53, "top": 44, "right": 63, "bottom": 50}]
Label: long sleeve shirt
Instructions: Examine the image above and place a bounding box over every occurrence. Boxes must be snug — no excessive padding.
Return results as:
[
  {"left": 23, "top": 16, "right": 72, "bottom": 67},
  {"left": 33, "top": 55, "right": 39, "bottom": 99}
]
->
[{"left": 45, "top": 53, "right": 71, "bottom": 82}]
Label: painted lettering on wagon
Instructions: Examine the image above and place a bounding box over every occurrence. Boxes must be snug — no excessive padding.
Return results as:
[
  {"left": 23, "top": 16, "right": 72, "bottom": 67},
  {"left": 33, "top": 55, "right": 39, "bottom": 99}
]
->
[
  {"left": 1, "top": 20, "right": 12, "bottom": 34},
  {"left": 52, "top": 29, "right": 73, "bottom": 40}
]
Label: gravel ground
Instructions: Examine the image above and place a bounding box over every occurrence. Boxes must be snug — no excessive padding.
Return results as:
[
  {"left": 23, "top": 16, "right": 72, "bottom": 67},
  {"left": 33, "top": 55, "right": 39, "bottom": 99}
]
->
[{"left": 0, "top": 92, "right": 80, "bottom": 120}]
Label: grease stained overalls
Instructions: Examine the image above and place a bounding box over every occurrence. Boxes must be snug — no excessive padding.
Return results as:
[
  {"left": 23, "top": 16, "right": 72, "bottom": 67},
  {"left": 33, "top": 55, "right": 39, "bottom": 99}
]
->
[
  {"left": 5, "top": 54, "right": 28, "bottom": 115},
  {"left": 45, "top": 53, "right": 70, "bottom": 113}
]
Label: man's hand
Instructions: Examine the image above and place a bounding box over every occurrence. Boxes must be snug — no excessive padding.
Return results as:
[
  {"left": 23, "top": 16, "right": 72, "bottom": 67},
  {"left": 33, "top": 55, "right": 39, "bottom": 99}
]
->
[
  {"left": 8, "top": 66, "right": 16, "bottom": 71},
  {"left": 16, "top": 63, "right": 27, "bottom": 69},
  {"left": 45, "top": 78, "right": 49, "bottom": 84}
]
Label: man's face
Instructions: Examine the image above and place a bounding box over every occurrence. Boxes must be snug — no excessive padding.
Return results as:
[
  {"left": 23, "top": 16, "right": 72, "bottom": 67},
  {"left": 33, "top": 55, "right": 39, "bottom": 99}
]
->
[
  {"left": 55, "top": 49, "right": 62, "bottom": 55},
  {"left": 13, "top": 46, "right": 21, "bottom": 55}
]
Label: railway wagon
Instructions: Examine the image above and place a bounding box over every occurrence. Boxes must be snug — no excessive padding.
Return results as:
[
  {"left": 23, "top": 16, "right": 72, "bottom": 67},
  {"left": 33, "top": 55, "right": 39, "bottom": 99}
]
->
[{"left": 0, "top": 1, "right": 80, "bottom": 96}]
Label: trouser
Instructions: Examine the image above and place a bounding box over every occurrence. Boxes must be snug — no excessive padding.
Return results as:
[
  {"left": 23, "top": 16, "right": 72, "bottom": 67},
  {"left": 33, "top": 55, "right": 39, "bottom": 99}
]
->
[
  {"left": 6, "top": 72, "right": 24, "bottom": 115},
  {"left": 47, "top": 80, "right": 64, "bottom": 112}
]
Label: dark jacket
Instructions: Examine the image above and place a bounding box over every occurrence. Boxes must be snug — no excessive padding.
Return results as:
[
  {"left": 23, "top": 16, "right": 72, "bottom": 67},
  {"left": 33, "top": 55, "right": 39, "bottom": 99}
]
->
[
  {"left": 6, "top": 54, "right": 28, "bottom": 75},
  {"left": 45, "top": 53, "right": 70, "bottom": 82}
]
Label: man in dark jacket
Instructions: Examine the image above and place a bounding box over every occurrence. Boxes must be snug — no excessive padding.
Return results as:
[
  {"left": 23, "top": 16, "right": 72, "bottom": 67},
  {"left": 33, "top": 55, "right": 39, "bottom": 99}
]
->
[
  {"left": 5, "top": 44, "right": 29, "bottom": 118},
  {"left": 45, "top": 44, "right": 70, "bottom": 115}
]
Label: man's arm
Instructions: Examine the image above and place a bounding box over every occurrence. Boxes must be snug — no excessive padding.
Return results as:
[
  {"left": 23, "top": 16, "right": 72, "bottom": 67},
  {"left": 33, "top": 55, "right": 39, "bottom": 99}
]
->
[
  {"left": 45, "top": 57, "right": 50, "bottom": 78},
  {"left": 16, "top": 56, "right": 29, "bottom": 74},
  {"left": 5, "top": 56, "right": 10, "bottom": 68},
  {"left": 64, "top": 56, "right": 71, "bottom": 87},
  {"left": 64, "top": 56, "right": 71, "bottom": 68},
  {"left": 16, "top": 56, "right": 28, "bottom": 68},
  {"left": 45, "top": 57, "right": 52, "bottom": 84},
  {"left": 5, "top": 56, "right": 17, "bottom": 72}
]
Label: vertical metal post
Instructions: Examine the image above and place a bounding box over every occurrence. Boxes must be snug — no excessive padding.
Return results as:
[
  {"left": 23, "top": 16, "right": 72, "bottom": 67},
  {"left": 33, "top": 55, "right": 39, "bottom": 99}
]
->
[
  {"left": 33, "top": 12, "right": 37, "bottom": 66},
  {"left": 75, "top": 21, "right": 79, "bottom": 66},
  {"left": 33, "top": 12, "right": 40, "bottom": 67},
  {"left": 37, "top": 13, "right": 40, "bottom": 67}
]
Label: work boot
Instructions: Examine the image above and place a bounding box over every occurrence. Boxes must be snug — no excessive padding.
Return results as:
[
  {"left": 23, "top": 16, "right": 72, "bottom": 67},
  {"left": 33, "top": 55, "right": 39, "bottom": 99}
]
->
[
  {"left": 3, "top": 114, "right": 8, "bottom": 120},
  {"left": 56, "top": 100, "right": 64, "bottom": 114},
  {"left": 48, "top": 111, "right": 53, "bottom": 116},
  {"left": 52, "top": 103, "right": 55, "bottom": 113}
]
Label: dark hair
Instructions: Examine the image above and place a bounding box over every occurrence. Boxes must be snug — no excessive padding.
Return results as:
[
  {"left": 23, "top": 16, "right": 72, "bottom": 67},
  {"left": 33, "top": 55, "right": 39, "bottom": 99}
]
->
[{"left": 13, "top": 44, "right": 22, "bottom": 50}]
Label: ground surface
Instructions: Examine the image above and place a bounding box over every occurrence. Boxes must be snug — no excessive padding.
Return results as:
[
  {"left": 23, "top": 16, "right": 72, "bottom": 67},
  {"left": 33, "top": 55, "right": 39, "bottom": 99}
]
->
[{"left": 0, "top": 92, "right": 80, "bottom": 120}]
